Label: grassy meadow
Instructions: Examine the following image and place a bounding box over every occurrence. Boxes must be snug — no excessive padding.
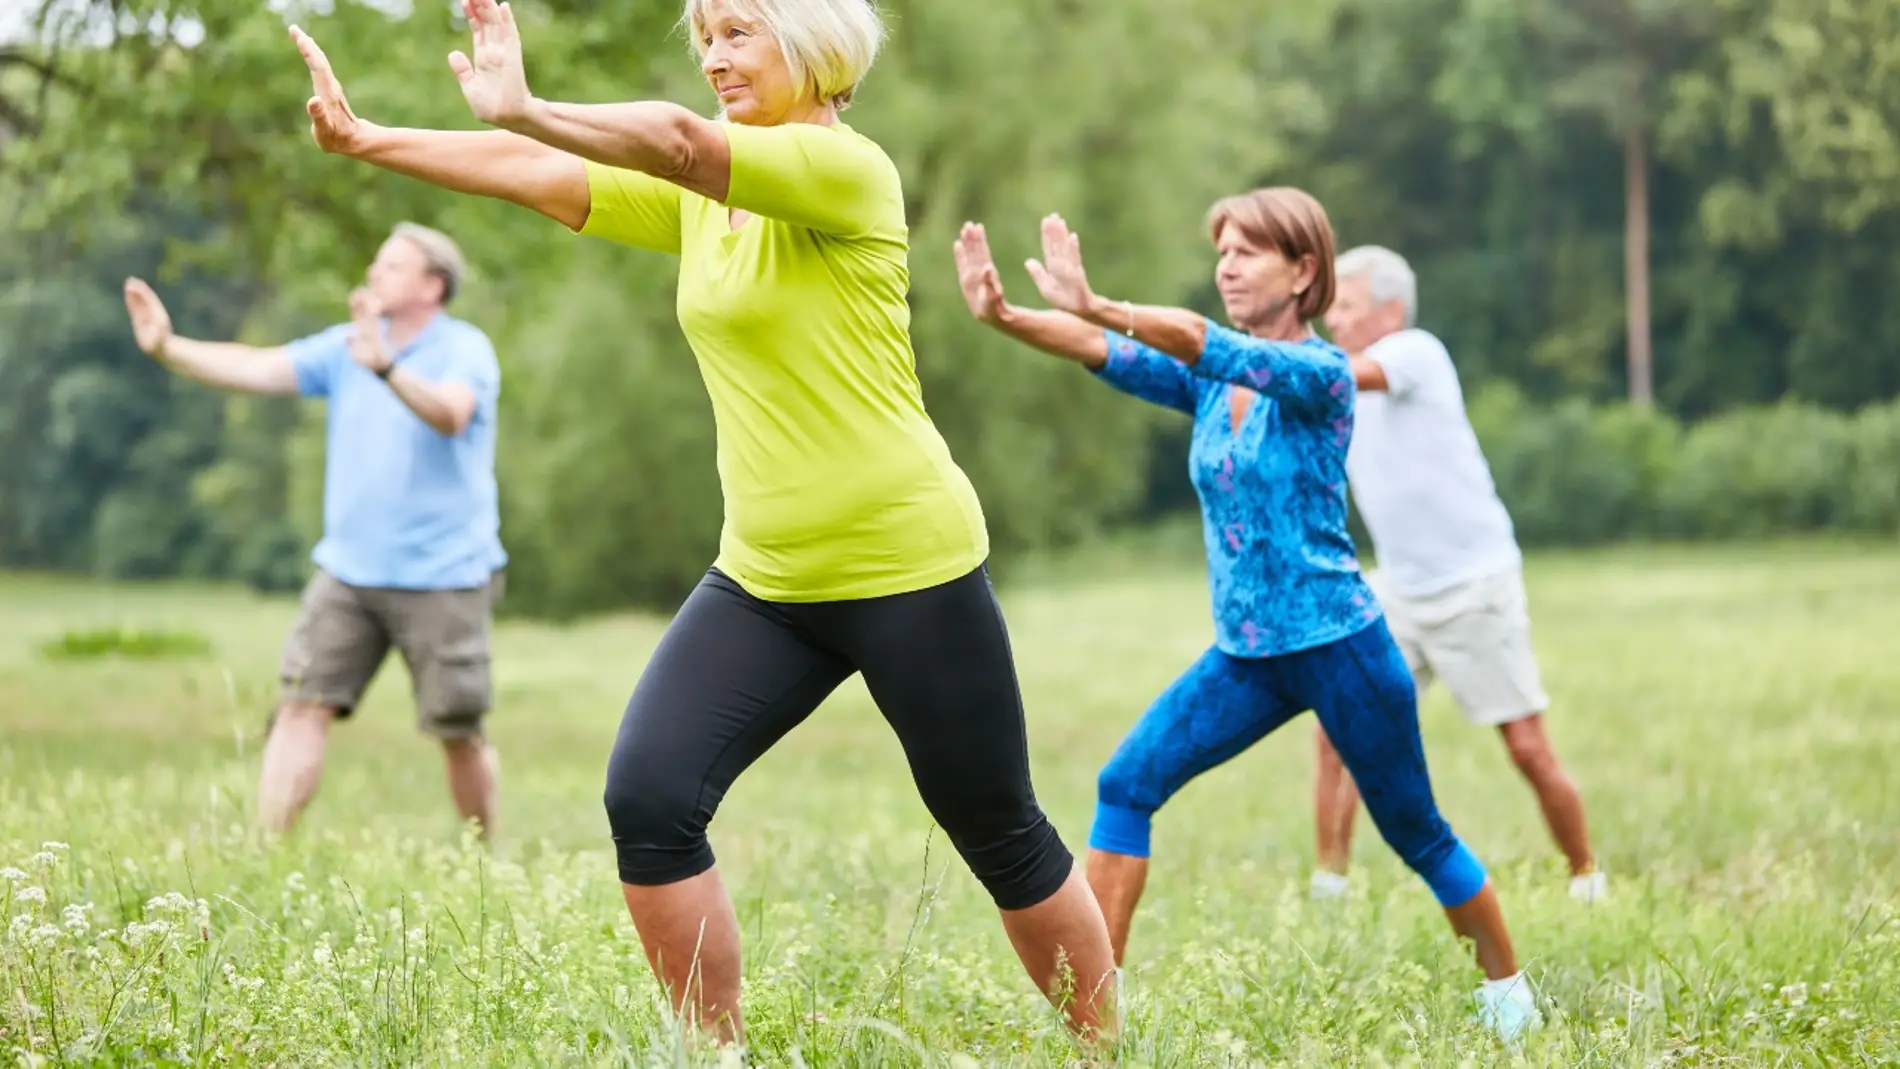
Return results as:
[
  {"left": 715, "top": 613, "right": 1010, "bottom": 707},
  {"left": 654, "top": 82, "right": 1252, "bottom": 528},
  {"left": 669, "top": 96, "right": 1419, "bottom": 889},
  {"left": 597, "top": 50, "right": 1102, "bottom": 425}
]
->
[{"left": 2, "top": 538, "right": 1898, "bottom": 1066}]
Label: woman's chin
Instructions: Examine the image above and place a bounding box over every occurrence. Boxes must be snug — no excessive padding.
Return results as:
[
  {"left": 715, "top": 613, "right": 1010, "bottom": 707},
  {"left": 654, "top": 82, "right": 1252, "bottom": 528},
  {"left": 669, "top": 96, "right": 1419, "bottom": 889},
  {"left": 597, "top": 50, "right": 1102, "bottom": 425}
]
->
[{"left": 718, "top": 98, "right": 765, "bottom": 124}]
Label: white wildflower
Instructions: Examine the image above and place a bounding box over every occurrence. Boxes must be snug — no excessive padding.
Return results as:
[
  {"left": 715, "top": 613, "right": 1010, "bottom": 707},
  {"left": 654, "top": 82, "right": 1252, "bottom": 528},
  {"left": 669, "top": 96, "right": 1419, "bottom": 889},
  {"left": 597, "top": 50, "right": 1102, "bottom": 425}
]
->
[
  {"left": 0, "top": 867, "right": 27, "bottom": 883},
  {"left": 16, "top": 886, "right": 47, "bottom": 905},
  {"left": 313, "top": 945, "right": 333, "bottom": 965},
  {"left": 30, "top": 852, "right": 57, "bottom": 869},
  {"left": 40, "top": 842, "right": 68, "bottom": 852},
  {"left": 124, "top": 920, "right": 174, "bottom": 948},
  {"left": 28, "top": 924, "right": 62, "bottom": 948},
  {"left": 61, "top": 903, "right": 92, "bottom": 934}
]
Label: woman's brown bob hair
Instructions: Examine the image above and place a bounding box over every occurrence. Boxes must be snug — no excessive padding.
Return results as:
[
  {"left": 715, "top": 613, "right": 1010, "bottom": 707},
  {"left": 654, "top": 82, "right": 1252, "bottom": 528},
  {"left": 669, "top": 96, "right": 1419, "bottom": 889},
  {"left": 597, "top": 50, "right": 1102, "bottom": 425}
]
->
[{"left": 1204, "top": 187, "right": 1337, "bottom": 322}]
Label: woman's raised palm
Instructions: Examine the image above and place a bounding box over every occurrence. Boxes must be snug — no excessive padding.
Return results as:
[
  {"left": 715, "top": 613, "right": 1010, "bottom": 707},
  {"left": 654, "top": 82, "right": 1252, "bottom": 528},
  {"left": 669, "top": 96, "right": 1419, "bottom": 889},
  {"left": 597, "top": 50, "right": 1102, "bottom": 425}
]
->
[
  {"left": 448, "top": 0, "right": 532, "bottom": 127},
  {"left": 1025, "top": 214, "right": 1097, "bottom": 315},
  {"left": 291, "top": 25, "right": 363, "bottom": 155}
]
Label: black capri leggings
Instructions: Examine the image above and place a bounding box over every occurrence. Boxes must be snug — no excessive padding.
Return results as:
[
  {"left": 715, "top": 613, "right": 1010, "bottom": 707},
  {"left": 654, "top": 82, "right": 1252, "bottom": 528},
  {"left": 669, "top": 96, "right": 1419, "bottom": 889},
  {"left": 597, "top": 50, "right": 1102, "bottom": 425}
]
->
[{"left": 602, "top": 563, "right": 1074, "bottom": 911}]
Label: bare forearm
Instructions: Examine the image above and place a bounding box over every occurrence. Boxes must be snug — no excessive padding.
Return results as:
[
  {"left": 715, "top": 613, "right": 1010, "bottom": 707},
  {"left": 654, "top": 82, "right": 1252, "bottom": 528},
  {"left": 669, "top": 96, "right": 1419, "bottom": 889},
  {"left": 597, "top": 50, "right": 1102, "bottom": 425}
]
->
[
  {"left": 384, "top": 369, "right": 476, "bottom": 437},
  {"left": 1072, "top": 297, "right": 1209, "bottom": 366},
  {"left": 1351, "top": 355, "right": 1390, "bottom": 391},
  {"left": 351, "top": 123, "right": 588, "bottom": 229},
  {"left": 990, "top": 305, "right": 1110, "bottom": 369},
  {"left": 159, "top": 337, "right": 298, "bottom": 395},
  {"left": 506, "top": 99, "right": 723, "bottom": 200}
]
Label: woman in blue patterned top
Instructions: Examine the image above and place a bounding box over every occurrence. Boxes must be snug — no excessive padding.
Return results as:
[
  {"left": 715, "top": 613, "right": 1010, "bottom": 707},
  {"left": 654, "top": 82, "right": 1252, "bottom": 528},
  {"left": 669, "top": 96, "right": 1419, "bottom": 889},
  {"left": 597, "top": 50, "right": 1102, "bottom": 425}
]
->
[{"left": 952, "top": 191, "right": 1538, "bottom": 1043}]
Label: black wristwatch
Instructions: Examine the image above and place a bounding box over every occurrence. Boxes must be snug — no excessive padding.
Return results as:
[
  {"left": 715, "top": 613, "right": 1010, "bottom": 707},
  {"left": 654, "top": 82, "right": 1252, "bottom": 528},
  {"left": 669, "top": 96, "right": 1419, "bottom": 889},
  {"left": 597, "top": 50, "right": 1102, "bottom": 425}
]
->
[{"left": 375, "top": 361, "right": 396, "bottom": 380}]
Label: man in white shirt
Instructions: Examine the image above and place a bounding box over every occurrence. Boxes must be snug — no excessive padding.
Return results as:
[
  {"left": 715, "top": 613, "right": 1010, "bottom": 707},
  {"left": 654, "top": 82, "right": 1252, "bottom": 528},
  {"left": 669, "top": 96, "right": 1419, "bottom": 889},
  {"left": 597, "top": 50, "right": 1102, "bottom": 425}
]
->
[{"left": 1313, "top": 244, "right": 1605, "bottom": 903}]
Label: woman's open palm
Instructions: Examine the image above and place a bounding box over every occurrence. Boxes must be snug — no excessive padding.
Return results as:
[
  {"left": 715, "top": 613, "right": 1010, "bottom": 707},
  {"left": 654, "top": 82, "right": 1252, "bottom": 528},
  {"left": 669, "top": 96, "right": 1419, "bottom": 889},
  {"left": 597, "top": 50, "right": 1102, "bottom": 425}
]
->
[
  {"left": 954, "top": 224, "right": 1009, "bottom": 324},
  {"left": 448, "top": 0, "right": 532, "bottom": 127},
  {"left": 122, "top": 278, "right": 173, "bottom": 357},
  {"left": 1025, "top": 214, "right": 1096, "bottom": 315},
  {"left": 291, "top": 26, "right": 363, "bottom": 155}
]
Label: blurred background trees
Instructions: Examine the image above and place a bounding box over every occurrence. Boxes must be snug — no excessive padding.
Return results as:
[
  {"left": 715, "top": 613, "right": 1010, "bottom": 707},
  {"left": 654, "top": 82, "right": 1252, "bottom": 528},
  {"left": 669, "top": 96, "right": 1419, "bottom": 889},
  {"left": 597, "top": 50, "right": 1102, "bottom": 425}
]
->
[{"left": 4, "top": 0, "right": 1897, "bottom": 617}]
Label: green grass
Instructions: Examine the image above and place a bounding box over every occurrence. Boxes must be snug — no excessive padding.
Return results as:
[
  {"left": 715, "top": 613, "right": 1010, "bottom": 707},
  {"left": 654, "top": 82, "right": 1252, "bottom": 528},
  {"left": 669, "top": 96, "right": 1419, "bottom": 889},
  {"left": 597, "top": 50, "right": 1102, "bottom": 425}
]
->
[{"left": 2, "top": 542, "right": 1898, "bottom": 1066}]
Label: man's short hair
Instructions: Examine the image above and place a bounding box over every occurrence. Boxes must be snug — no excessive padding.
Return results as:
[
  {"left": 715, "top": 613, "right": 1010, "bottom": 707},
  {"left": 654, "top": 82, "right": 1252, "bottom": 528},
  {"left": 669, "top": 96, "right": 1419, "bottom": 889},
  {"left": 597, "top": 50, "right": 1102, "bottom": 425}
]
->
[
  {"left": 392, "top": 222, "right": 467, "bottom": 306},
  {"left": 1335, "top": 244, "right": 1417, "bottom": 327}
]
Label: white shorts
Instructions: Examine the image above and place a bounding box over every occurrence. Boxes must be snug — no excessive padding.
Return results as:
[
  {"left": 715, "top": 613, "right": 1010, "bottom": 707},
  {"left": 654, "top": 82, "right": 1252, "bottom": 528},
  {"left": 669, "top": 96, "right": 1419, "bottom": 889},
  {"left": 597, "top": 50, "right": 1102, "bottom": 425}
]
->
[{"left": 1365, "top": 566, "right": 1549, "bottom": 727}]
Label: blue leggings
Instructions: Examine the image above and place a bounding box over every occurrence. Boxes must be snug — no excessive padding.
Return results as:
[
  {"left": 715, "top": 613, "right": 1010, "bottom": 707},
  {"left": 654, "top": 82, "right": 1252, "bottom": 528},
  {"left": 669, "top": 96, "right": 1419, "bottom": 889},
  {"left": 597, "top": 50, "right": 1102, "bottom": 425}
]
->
[{"left": 1090, "top": 619, "right": 1488, "bottom": 907}]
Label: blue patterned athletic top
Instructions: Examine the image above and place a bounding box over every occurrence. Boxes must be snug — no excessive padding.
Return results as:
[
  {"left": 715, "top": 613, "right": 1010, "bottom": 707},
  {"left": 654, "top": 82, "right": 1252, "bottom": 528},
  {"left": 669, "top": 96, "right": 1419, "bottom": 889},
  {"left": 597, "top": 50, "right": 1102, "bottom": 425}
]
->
[{"left": 1093, "top": 319, "right": 1381, "bottom": 659}]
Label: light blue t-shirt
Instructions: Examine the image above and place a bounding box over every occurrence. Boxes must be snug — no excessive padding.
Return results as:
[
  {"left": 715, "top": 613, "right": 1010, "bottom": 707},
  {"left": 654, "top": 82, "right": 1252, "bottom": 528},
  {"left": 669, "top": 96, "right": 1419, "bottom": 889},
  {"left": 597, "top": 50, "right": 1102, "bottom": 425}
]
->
[{"left": 286, "top": 313, "right": 506, "bottom": 591}]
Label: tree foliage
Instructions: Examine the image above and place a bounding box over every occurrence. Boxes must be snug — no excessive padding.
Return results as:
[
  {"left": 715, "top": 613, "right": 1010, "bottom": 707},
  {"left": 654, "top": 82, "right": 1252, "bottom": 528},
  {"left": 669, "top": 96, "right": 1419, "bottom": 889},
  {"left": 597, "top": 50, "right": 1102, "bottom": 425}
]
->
[{"left": 3, "top": 0, "right": 1898, "bottom": 613}]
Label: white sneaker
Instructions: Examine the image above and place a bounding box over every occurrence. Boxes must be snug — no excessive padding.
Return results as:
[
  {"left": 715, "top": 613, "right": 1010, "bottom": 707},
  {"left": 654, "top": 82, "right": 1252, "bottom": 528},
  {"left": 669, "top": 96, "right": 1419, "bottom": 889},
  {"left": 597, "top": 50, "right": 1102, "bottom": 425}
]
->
[
  {"left": 1309, "top": 870, "right": 1350, "bottom": 901},
  {"left": 1569, "top": 870, "right": 1608, "bottom": 904},
  {"left": 1473, "top": 972, "right": 1541, "bottom": 1044}
]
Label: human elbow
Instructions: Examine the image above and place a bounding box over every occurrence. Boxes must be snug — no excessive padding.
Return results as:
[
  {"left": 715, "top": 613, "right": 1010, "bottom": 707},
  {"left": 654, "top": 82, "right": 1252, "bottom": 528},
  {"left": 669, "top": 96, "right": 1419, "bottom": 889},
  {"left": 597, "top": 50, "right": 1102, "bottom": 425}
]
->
[
  {"left": 649, "top": 107, "right": 705, "bottom": 181},
  {"left": 649, "top": 107, "right": 729, "bottom": 201},
  {"left": 443, "top": 404, "right": 477, "bottom": 438},
  {"left": 438, "top": 388, "right": 479, "bottom": 437}
]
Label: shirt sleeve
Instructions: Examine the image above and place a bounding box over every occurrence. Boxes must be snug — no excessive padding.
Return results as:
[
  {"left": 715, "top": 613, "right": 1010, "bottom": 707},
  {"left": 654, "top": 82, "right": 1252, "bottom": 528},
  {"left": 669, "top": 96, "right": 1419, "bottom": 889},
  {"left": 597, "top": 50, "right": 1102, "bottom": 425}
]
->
[
  {"left": 721, "top": 121, "right": 900, "bottom": 238},
  {"left": 1090, "top": 331, "right": 1200, "bottom": 415},
  {"left": 576, "top": 160, "right": 684, "bottom": 254},
  {"left": 1367, "top": 331, "right": 1452, "bottom": 400},
  {"left": 284, "top": 324, "right": 350, "bottom": 399},
  {"left": 436, "top": 326, "right": 502, "bottom": 427},
  {"left": 1189, "top": 319, "right": 1352, "bottom": 422}
]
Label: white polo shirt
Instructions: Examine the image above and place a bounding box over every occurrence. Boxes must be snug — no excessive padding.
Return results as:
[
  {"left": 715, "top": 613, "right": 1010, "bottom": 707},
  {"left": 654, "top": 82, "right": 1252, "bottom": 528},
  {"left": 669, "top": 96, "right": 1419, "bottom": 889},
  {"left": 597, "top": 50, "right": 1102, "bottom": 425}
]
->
[{"left": 1345, "top": 328, "right": 1522, "bottom": 598}]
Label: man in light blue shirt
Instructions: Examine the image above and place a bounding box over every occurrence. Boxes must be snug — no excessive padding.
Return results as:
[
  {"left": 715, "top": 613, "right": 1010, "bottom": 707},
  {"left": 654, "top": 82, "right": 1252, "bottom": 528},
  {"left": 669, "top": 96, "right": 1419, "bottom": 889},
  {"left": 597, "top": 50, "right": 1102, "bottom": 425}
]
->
[{"left": 122, "top": 222, "right": 507, "bottom": 839}]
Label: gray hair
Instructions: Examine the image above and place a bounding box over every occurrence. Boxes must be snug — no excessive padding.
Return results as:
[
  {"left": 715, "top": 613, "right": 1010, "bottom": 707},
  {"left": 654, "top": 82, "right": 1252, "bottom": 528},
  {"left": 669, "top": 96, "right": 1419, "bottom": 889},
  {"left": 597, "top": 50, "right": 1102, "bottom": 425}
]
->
[
  {"left": 391, "top": 222, "right": 467, "bottom": 305},
  {"left": 1335, "top": 244, "right": 1417, "bottom": 327}
]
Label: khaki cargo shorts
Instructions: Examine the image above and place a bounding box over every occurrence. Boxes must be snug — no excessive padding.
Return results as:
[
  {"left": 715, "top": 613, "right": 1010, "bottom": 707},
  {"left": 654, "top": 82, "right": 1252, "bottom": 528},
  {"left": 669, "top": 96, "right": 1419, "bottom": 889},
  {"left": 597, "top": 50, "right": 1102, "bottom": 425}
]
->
[
  {"left": 1365, "top": 566, "right": 1549, "bottom": 727},
  {"left": 277, "top": 568, "right": 504, "bottom": 739}
]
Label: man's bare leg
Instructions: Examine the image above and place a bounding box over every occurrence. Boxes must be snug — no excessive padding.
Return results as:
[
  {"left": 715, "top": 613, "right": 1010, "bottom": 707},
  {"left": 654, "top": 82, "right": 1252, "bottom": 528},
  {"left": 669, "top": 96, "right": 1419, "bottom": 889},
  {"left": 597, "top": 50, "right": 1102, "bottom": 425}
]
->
[
  {"left": 1084, "top": 848, "right": 1149, "bottom": 966},
  {"left": 1497, "top": 715, "right": 1595, "bottom": 876},
  {"left": 256, "top": 701, "right": 335, "bottom": 835},
  {"left": 443, "top": 734, "right": 500, "bottom": 840},
  {"left": 1312, "top": 726, "right": 1360, "bottom": 880}
]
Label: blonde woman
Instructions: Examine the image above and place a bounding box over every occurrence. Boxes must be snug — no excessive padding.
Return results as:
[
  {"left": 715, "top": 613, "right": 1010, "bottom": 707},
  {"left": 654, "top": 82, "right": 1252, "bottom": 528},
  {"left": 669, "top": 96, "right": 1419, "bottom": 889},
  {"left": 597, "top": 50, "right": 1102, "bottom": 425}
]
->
[{"left": 288, "top": 0, "right": 1118, "bottom": 1048}]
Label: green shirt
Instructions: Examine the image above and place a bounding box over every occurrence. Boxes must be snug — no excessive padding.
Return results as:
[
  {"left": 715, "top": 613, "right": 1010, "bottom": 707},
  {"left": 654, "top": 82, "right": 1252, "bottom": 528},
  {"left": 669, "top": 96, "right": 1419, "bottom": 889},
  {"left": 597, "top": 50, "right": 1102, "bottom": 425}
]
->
[{"left": 577, "top": 120, "right": 988, "bottom": 602}]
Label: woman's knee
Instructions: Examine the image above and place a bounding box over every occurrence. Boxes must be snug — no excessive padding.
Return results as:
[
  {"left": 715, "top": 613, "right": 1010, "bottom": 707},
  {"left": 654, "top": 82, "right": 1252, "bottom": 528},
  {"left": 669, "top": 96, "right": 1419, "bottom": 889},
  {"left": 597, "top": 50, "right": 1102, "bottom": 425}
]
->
[
  {"left": 1353, "top": 780, "right": 1488, "bottom": 907},
  {"left": 1500, "top": 716, "right": 1560, "bottom": 779},
  {"left": 932, "top": 798, "right": 1075, "bottom": 910},
  {"left": 602, "top": 746, "right": 715, "bottom": 885},
  {"left": 1096, "top": 741, "right": 1169, "bottom": 813},
  {"left": 1407, "top": 834, "right": 1490, "bottom": 908}
]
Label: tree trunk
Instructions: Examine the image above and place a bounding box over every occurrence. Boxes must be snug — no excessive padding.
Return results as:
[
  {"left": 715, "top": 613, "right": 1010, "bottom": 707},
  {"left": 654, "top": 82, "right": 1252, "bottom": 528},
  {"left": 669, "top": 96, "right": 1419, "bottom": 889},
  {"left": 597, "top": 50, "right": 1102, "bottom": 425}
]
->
[{"left": 1624, "top": 121, "right": 1654, "bottom": 406}]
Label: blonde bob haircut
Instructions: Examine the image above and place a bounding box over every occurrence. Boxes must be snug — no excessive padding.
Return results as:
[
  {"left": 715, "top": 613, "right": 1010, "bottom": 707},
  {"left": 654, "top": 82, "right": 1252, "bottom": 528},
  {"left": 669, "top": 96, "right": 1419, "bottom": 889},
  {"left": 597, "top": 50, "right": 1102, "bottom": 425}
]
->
[{"left": 682, "top": 0, "right": 886, "bottom": 111}]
